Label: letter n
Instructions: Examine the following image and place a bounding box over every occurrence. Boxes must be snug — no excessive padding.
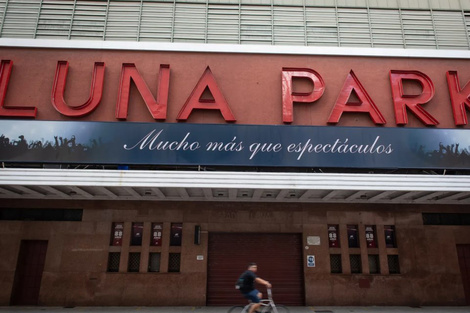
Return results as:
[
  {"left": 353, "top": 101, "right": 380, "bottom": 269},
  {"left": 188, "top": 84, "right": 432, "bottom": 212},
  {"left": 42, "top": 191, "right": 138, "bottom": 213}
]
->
[
  {"left": 116, "top": 64, "right": 170, "bottom": 120},
  {"left": 177, "top": 66, "right": 235, "bottom": 122},
  {"left": 0, "top": 60, "right": 37, "bottom": 117},
  {"left": 447, "top": 71, "right": 470, "bottom": 126},
  {"left": 51, "top": 61, "right": 105, "bottom": 117},
  {"left": 328, "top": 70, "right": 386, "bottom": 124}
]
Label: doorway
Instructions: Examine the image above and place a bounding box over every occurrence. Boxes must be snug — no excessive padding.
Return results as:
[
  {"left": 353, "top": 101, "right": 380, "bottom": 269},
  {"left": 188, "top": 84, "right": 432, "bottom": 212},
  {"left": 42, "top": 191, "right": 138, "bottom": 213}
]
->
[
  {"left": 457, "top": 244, "right": 470, "bottom": 305},
  {"left": 10, "top": 240, "right": 48, "bottom": 305},
  {"left": 207, "top": 233, "right": 304, "bottom": 306}
]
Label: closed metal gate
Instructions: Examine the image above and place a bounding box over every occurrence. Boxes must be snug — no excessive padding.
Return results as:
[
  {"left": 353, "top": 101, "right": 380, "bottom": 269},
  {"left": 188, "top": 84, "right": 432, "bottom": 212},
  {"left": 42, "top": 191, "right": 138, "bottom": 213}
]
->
[
  {"left": 457, "top": 244, "right": 470, "bottom": 305},
  {"left": 10, "top": 240, "right": 48, "bottom": 305},
  {"left": 207, "top": 233, "right": 304, "bottom": 306}
]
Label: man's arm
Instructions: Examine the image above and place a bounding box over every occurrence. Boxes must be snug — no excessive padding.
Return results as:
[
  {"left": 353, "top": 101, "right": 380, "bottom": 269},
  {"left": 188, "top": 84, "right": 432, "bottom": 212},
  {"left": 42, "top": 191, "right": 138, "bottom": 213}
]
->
[{"left": 255, "top": 277, "right": 272, "bottom": 288}]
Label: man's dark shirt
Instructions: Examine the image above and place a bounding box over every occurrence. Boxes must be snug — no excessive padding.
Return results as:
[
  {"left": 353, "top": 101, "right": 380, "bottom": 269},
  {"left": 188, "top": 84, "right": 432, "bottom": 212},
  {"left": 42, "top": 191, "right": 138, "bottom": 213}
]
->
[{"left": 239, "top": 270, "right": 256, "bottom": 294}]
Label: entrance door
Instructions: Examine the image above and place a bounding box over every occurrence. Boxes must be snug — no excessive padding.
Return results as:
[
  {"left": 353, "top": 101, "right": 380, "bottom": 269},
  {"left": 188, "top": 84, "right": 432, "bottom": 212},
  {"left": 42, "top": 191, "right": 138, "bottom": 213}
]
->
[
  {"left": 10, "top": 240, "right": 48, "bottom": 305},
  {"left": 207, "top": 233, "right": 304, "bottom": 306},
  {"left": 457, "top": 244, "right": 470, "bottom": 305}
]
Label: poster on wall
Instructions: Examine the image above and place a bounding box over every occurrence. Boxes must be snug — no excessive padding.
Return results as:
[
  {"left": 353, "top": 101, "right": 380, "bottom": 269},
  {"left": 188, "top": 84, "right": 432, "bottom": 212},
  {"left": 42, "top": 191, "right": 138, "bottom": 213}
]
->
[
  {"left": 111, "top": 222, "right": 124, "bottom": 246},
  {"left": 2, "top": 120, "right": 470, "bottom": 170},
  {"left": 131, "top": 222, "right": 144, "bottom": 246},
  {"left": 328, "top": 225, "right": 340, "bottom": 248},
  {"left": 365, "top": 225, "right": 377, "bottom": 248},
  {"left": 384, "top": 225, "right": 397, "bottom": 248},
  {"left": 151, "top": 223, "right": 163, "bottom": 246},
  {"left": 170, "top": 223, "right": 182, "bottom": 246}
]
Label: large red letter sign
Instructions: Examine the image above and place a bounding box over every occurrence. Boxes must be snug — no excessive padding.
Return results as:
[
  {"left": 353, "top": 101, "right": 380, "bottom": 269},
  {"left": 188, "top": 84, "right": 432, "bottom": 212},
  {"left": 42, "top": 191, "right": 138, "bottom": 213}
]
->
[
  {"left": 116, "top": 64, "right": 170, "bottom": 120},
  {"left": 328, "top": 70, "right": 386, "bottom": 124},
  {"left": 0, "top": 60, "right": 37, "bottom": 118},
  {"left": 281, "top": 68, "right": 325, "bottom": 123},
  {"left": 51, "top": 61, "right": 105, "bottom": 117},
  {"left": 177, "top": 67, "right": 235, "bottom": 122},
  {"left": 390, "top": 70, "right": 438, "bottom": 126},
  {"left": 446, "top": 71, "right": 470, "bottom": 126}
]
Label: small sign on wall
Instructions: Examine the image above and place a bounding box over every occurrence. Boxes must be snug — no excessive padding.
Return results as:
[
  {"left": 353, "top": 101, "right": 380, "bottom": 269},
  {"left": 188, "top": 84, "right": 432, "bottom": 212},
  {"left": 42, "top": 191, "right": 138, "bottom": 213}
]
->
[
  {"left": 307, "top": 255, "right": 316, "bottom": 267},
  {"left": 307, "top": 236, "right": 321, "bottom": 245}
]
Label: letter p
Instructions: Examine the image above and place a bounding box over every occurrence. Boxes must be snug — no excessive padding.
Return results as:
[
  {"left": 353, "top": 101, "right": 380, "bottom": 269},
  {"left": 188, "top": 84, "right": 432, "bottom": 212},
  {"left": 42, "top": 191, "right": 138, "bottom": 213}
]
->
[{"left": 282, "top": 68, "right": 325, "bottom": 123}]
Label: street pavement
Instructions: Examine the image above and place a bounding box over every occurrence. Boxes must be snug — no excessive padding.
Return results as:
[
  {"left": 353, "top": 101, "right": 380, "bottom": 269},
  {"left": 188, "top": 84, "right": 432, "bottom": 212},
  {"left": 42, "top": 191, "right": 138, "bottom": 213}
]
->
[{"left": 0, "top": 307, "right": 469, "bottom": 313}]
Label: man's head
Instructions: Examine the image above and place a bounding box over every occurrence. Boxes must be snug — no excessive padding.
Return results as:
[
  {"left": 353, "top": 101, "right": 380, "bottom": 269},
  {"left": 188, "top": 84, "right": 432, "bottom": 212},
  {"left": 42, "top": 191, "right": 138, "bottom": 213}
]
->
[{"left": 248, "top": 262, "right": 258, "bottom": 272}]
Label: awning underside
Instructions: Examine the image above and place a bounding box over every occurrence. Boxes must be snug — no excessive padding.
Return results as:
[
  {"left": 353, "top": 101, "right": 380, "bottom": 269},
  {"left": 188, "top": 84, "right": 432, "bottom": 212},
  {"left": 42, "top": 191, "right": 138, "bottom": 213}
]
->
[{"left": 1, "top": 168, "right": 470, "bottom": 204}]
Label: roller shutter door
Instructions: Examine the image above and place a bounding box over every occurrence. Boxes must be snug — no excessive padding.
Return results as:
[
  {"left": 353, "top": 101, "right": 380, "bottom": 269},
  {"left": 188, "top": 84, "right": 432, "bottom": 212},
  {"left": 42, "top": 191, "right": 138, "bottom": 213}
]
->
[{"left": 207, "top": 233, "right": 304, "bottom": 306}]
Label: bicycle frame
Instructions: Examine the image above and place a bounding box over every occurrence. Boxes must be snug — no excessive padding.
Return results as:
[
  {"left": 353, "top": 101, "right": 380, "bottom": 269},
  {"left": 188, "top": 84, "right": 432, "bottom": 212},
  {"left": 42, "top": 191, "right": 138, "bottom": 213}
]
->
[
  {"left": 237, "top": 288, "right": 279, "bottom": 313},
  {"left": 262, "top": 288, "right": 280, "bottom": 313}
]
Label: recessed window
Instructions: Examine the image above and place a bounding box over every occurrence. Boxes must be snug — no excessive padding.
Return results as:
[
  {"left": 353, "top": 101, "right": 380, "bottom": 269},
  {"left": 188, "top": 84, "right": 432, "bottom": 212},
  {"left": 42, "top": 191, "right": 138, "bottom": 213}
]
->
[
  {"left": 347, "top": 225, "right": 360, "bottom": 248},
  {"left": 168, "top": 253, "right": 181, "bottom": 272},
  {"left": 148, "top": 253, "right": 161, "bottom": 272},
  {"left": 350, "top": 254, "right": 362, "bottom": 274},
  {"left": 131, "top": 222, "right": 144, "bottom": 246},
  {"left": 422, "top": 213, "right": 470, "bottom": 225},
  {"left": 128, "top": 253, "right": 141, "bottom": 272},
  {"left": 0, "top": 208, "right": 83, "bottom": 221},
  {"left": 388, "top": 255, "right": 400, "bottom": 274},
  {"left": 330, "top": 254, "right": 342, "bottom": 274},
  {"left": 107, "top": 252, "right": 120, "bottom": 272},
  {"left": 368, "top": 255, "right": 380, "bottom": 274},
  {"left": 384, "top": 225, "right": 397, "bottom": 248},
  {"left": 170, "top": 223, "right": 183, "bottom": 246}
]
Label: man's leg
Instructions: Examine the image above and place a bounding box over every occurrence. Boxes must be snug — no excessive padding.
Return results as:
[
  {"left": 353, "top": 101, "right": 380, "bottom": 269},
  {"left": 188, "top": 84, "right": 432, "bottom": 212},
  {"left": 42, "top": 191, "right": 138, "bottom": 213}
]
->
[
  {"left": 246, "top": 290, "right": 262, "bottom": 313},
  {"left": 248, "top": 303, "right": 260, "bottom": 313}
]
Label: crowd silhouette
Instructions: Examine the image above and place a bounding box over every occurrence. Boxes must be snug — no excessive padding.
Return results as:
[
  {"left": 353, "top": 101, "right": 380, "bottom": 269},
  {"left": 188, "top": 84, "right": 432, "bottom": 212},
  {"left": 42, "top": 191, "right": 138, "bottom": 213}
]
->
[
  {"left": 415, "top": 142, "right": 470, "bottom": 166},
  {"left": 0, "top": 133, "right": 104, "bottom": 162}
]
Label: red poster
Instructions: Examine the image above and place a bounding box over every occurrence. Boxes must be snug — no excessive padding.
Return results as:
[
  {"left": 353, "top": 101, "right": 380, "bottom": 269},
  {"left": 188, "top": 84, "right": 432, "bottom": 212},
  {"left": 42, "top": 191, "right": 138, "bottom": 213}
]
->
[
  {"left": 328, "top": 225, "right": 340, "bottom": 247},
  {"left": 151, "top": 223, "right": 163, "bottom": 246},
  {"left": 111, "top": 222, "right": 124, "bottom": 246},
  {"left": 365, "top": 225, "right": 377, "bottom": 248}
]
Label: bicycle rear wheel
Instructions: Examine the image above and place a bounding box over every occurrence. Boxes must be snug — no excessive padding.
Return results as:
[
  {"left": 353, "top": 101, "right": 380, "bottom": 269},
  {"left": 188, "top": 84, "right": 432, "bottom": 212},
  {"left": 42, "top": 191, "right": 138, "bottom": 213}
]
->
[
  {"left": 260, "top": 304, "right": 289, "bottom": 313},
  {"left": 228, "top": 305, "right": 247, "bottom": 313}
]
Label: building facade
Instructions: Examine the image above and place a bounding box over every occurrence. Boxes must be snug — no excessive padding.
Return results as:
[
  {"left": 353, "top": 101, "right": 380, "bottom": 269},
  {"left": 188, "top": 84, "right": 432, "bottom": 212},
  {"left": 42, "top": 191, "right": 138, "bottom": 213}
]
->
[{"left": 0, "top": 0, "right": 470, "bottom": 307}]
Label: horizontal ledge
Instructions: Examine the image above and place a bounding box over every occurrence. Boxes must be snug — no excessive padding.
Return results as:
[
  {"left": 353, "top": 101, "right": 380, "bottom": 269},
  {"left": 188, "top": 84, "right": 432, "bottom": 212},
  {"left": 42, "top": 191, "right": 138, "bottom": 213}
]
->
[
  {"left": 1, "top": 168, "right": 470, "bottom": 192},
  {"left": 1, "top": 38, "right": 470, "bottom": 59}
]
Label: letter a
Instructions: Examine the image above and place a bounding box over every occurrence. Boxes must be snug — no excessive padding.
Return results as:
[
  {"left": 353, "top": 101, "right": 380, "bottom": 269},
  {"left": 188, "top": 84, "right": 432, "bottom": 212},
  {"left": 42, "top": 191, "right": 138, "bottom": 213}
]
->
[
  {"left": 328, "top": 70, "right": 386, "bottom": 124},
  {"left": 177, "top": 66, "right": 235, "bottom": 122}
]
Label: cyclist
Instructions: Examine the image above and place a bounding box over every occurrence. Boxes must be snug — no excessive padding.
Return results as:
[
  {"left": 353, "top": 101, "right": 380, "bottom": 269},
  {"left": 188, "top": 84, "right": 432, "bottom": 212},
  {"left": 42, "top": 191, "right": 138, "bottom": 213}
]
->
[{"left": 237, "top": 263, "right": 272, "bottom": 313}]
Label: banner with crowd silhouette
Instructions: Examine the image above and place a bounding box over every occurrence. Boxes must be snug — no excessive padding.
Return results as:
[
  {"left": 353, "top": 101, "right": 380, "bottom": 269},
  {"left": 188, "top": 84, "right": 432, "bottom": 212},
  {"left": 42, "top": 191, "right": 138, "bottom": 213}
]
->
[{"left": 1, "top": 120, "right": 470, "bottom": 170}]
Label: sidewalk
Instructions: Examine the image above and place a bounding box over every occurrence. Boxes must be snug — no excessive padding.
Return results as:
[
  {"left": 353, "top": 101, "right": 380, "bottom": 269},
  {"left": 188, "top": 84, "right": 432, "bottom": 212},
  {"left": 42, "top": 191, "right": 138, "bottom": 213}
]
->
[{"left": 0, "top": 307, "right": 469, "bottom": 313}]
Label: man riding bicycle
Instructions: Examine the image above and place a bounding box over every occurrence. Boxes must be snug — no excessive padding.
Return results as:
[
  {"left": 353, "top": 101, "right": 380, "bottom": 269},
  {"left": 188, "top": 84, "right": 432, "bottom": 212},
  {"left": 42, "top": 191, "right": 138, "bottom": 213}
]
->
[{"left": 236, "top": 263, "right": 272, "bottom": 313}]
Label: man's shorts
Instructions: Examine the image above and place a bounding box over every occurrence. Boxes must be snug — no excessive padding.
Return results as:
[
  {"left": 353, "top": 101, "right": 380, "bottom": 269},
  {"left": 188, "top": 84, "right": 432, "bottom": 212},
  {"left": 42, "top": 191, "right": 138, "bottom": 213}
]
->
[{"left": 243, "top": 289, "right": 261, "bottom": 303}]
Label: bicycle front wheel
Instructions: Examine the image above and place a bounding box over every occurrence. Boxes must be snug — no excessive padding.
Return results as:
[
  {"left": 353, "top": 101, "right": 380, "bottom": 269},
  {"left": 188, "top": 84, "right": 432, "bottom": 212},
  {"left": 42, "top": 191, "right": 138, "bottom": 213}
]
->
[
  {"left": 261, "top": 304, "right": 289, "bottom": 313},
  {"left": 227, "top": 305, "right": 247, "bottom": 313}
]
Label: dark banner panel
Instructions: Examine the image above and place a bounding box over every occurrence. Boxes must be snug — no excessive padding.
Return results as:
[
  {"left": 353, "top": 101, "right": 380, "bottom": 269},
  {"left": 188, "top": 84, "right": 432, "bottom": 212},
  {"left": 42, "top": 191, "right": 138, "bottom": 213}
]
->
[{"left": 0, "top": 120, "right": 469, "bottom": 169}]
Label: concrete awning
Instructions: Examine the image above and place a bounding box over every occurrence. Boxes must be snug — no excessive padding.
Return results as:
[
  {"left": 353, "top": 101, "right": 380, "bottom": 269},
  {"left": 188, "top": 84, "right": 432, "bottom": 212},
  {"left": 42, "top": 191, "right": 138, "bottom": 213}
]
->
[{"left": 1, "top": 168, "right": 470, "bottom": 204}]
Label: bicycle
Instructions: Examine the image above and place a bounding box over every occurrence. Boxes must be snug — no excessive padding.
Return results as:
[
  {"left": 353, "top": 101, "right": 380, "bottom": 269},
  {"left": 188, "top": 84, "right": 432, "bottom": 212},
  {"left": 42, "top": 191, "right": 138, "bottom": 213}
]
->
[{"left": 227, "top": 288, "right": 289, "bottom": 313}]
